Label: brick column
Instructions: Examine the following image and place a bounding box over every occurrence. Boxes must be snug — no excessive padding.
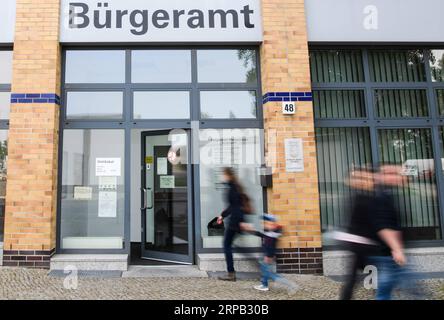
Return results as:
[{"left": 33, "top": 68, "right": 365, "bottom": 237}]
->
[
  {"left": 3, "top": 0, "right": 61, "bottom": 268},
  {"left": 261, "top": 0, "right": 323, "bottom": 274}
]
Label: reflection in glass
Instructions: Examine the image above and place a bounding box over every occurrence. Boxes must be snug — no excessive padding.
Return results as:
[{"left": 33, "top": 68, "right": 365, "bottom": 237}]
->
[
  {"left": 133, "top": 92, "right": 190, "bottom": 119},
  {"left": 315, "top": 127, "right": 373, "bottom": 230},
  {"left": 0, "top": 131, "right": 8, "bottom": 242},
  {"left": 374, "top": 89, "right": 428, "bottom": 118},
  {"left": 132, "top": 50, "right": 191, "bottom": 83},
  {"left": 197, "top": 50, "right": 257, "bottom": 83},
  {"left": 60, "top": 130, "right": 125, "bottom": 249},
  {"left": 67, "top": 92, "right": 123, "bottom": 120},
  {"left": 368, "top": 50, "right": 426, "bottom": 82},
  {"left": 310, "top": 50, "right": 364, "bottom": 83},
  {"left": 430, "top": 50, "right": 444, "bottom": 82},
  {"left": 0, "top": 92, "right": 10, "bottom": 119},
  {"left": 200, "top": 91, "right": 257, "bottom": 119},
  {"left": 0, "top": 51, "right": 13, "bottom": 84},
  {"left": 378, "top": 128, "right": 441, "bottom": 241},
  {"left": 65, "top": 50, "right": 125, "bottom": 83},
  {"left": 313, "top": 90, "right": 366, "bottom": 119},
  {"left": 199, "top": 128, "right": 263, "bottom": 248}
]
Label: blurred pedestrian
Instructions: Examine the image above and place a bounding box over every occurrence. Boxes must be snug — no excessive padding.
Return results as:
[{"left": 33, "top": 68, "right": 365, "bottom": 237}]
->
[
  {"left": 369, "top": 164, "right": 407, "bottom": 300},
  {"left": 246, "top": 213, "right": 298, "bottom": 294},
  {"left": 337, "top": 166, "right": 380, "bottom": 300},
  {"left": 217, "top": 167, "right": 250, "bottom": 281}
]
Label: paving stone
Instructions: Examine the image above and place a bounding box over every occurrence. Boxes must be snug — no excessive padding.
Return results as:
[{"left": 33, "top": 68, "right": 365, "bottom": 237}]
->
[{"left": 0, "top": 267, "right": 442, "bottom": 300}]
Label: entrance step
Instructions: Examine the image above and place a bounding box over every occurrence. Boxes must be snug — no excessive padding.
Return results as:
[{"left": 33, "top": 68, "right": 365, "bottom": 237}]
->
[
  {"left": 198, "top": 253, "right": 262, "bottom": 272},
  {"left": 50, "top": 254, "right": 128, "bottom": 271},
  {"left": 122, "top": 265, "right": 208, "bottom": 278}
]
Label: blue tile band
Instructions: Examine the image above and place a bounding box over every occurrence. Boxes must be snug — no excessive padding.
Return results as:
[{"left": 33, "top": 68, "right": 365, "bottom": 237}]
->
[
  {"left": 263, "top": 92, "right": 312, "bottom": 104},
  {"left": 11, "top": 93, "right": 61, "bottom": 106}
]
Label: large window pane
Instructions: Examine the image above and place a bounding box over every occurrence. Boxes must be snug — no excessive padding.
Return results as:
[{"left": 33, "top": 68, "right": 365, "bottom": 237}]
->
[
  {"left": 197, "top": 50, "right": 257, "bottom": 83},
  {"left": 65, "top": 50, "right": 125, "bottom": 83},
  {"left": 313, "top": 90, "right": 366, "bottom": 119},
  {"left": 0, "top": 130, "right": 8, "bottom": 242},
  {"left": 133, "top": 91, "right": 190, "bottom": 119},
  {"left": 315, "top": 127, "right": 373, "bottom": 230},
  {"left": 437, "top": 89, "right": 444, "bottom": 116},
  {"left": 0, "top": 92, "right": 10, "bottom": 119},
  {"left": 200, "top": 91, "right": 257, "bottom": 119},
  {"left": 430, "top": 50, "right": 444, "bottom": 82},
  {"left": 0, "top": 51, "right": 13, "bottom": 84},
  {"left": 61, "top": 130, "right": 125, "bottom": 249},
  {"left": 310, "top": 50, "right": 364, "bottom": 83},
  {"left": 66, "top": 92, "right": 123, "bottom": 120},
  {"left": 132, "top": 50, "right": 191, "bottom": 83},
  {"left": 368, "top": 50, "right": 426, "bottom": 82},
  {"left": 199, "top": 128, "right": 263, "bottom": 248},
  {"left": 374, "top": 89, "right": 429, "bottom": 118},
  {"left": 378, "top": 128, "right": 441, "bottom": 241}
]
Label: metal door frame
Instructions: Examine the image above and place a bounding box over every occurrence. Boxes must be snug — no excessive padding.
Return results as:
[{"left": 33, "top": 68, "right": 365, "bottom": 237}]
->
[{"left": 140, "top": 129, "right": 194, "bottom": 264}]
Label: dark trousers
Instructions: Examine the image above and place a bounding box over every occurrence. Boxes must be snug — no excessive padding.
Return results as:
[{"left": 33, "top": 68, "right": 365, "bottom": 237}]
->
[
  {"left": 340, "top": 248, "right": 368, "bottom": 300},
  {"left": 223, "top": 228, "right": 238, "bottom": 273}
]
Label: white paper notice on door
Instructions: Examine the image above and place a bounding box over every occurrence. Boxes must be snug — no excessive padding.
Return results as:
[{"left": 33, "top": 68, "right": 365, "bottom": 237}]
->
[
  {"left": 285, "top": 138, "right": 304, "bottom": 172},
  {"left": 160, "top": 175, "right": 175, "bottom": 189},
  {"left": 98, "top": 191, "right": 117, "bottom": 218},
  {"left": 96, "top": 158, "right": 121, "bottom": 176},
  {"left": 157, "top": 157, "right": 168, "bottom": 175}
]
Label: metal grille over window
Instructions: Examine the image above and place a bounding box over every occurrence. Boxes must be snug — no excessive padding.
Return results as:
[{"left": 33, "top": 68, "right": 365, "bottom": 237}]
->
[
  {"left": 313, "top": 90, "right": 366, "bottom": 119},
  {"left": 368, "top": 50, "right": 426, "bottom": 82},
  {"left": 374, "top": 89, "right": 429, "bottom": 118},
  {"left": 315, "top": 127, "right": 372, "bottom": 230},
  {"left": 312, "top": 48, "right": 443, "bottom": 241},
  {"left": 310, "top": 50, "right": 364, "bottom": 83},
  {"left": 378, "top": 129, "right": 441, "bottom": 241}
]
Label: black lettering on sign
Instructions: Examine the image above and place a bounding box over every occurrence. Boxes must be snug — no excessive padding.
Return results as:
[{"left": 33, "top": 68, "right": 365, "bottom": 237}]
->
[{"left": 68, "top": 2, "right": 256, "bottom": 34}]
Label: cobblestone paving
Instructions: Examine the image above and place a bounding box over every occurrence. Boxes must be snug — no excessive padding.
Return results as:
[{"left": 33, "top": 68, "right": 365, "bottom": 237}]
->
[{"left": 0, "top": 267, "right": 442, "bottom": 300}]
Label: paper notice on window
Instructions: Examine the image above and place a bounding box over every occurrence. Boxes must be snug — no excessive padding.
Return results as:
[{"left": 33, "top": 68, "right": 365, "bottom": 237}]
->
[
  {"left": 96, "top": 158, "right": 121, "bottom": 177},
  {"left": 98, "top": 191, "right": 117, "bottom": 218},
  {"left": 285, "top": 138, "right": 304, "bottom": 172},
  {"left": 160, "top": 175, "right": 175, "bottom": 189},
  {"left": 99, "top": 176, "right": 117, "bottom": 191},
  {"left": 157, "top": 157, "right": 168, "bottom": 175},
  {"left": 73, "top": 186, "right": 92, "bottom": 200}
]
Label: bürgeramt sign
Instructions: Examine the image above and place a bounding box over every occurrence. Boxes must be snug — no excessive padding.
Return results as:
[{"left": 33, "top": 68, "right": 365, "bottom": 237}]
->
[{"left": 60, "top": 0, "right": 263, "bottom": 43}]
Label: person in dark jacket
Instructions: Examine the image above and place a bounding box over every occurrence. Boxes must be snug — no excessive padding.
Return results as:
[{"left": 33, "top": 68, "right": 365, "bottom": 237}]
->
[
  {"left": 217, "top": 167, "right": 246, "bottom": 281},
  {"left": 338, "top": 167, "right": 380, "bottom": 300}
]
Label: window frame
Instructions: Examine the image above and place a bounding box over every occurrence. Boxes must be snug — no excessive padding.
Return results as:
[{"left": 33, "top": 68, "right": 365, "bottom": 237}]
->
[
  {"left": 311, "top": 45, "right": 444, "bottom": 248},
  {"left": 57, "top": 46, "right": 266, "bottom": 256}
]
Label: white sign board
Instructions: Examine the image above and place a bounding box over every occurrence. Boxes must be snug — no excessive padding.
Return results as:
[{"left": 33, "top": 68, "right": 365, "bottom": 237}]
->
[
  {"left": 157, "top": 158, "right": 168, "bottom": 175},
  {"left": 160, "top": 175, "right": 175, "bottom": 189},
  {"left": 98, "top": 191, "right": 117, "bottom": 218},
  {"left": 0, "top": 0, "right": 16, "bottom": 43},
  {"left": 95, "top": 158, "right": 121, "bottom": 176},
  {"left": 60, "top": 0, "right": 263, "bottom": 43},
  {"left": 282, "top": 102, "right": 296, "bottom": 115},
  {"left": 306, "top": 0, "right": 444, "bottom": 42},
  {"left": 285, "top": 139, "right": 304, "bottom": 173},
  {"left": 73, "top": 186, "right": 93, "bottom": 200}
]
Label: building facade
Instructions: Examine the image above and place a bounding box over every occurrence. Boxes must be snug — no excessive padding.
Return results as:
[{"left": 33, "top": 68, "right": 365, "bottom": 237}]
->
[{"left": 0, "top": 0, "right": 443, "bottom": 274}]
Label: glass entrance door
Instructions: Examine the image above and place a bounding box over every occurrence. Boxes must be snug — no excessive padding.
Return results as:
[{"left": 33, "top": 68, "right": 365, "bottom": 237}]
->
[{"left": 140, "top": 130, "right": 193, "bottom": 264}]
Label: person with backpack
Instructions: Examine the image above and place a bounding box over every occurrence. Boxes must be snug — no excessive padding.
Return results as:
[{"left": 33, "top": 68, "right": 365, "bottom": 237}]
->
[
  {"left": 217, "top": 167, "right": 252, "bottom": 281},
  {"left": 243, "top": 213, "right": 298, "bottom": 294}
]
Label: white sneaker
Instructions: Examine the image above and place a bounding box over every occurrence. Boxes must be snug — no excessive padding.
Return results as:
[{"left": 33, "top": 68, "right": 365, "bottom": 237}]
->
[{"left": 254, "top": 284, "right": 270, "bottom": 292}]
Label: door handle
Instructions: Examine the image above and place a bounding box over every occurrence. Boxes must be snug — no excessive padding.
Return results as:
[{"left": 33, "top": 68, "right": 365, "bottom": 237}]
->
[
  {"left": 147, "top": 187, "right": 154, "bottom": 210},
  {"left": 141, "top": 187, "right": 154, "bottom": 210}
]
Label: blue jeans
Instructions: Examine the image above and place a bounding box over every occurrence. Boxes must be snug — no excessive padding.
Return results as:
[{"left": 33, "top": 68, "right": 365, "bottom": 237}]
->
[
  {"left": 368, "top": 256, "right": 418, "bottom": 300},
  {"left": 260, "top": 261, "right": 280, "bottom": 287},
  {"left": 223, "top": 228, "right": 238, "bottom": 273}
]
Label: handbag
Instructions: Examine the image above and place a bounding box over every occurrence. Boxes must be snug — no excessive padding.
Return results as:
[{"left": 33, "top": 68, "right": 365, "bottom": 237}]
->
[{"left": 207, "top": 216, "right": 225, "bottom": 236}]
